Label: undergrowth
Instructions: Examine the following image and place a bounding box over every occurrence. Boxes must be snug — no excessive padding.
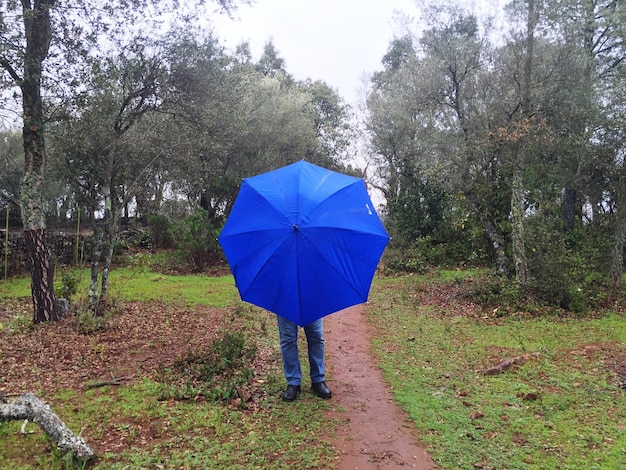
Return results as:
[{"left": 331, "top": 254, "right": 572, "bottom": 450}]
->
[{"left": 155, "top": 330, "right": 257, "bottom": 403}]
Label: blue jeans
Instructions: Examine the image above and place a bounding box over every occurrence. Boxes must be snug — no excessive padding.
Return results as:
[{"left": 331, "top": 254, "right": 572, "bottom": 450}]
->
[{"left": 277, "top": 316, "right": 326, "bottom": 386}]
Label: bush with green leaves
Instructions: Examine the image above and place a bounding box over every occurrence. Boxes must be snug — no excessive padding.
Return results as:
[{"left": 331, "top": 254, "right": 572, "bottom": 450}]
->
[
  {"left": 526, "top": 222, "right": 605, "bottom": 313},
  {"left": 54, "top": 270, "right": 78, "bottom": 301},
  {"left": 2, "top": 314, "right": 32, "bottom": 335},
  {"left": 147, "top": 214, "right": 173, "bottom": 249},
  {"left": 74, "top": 307, "right": 111, "bottom": 335},
  {"left": 381, "top": 242, "right": 428, "bottom": 274},
  {"left": 170, "top": 209, "right": 222, "bottom": 272},
  {"left": 459, "top": 272, "right": 525, "bottom": 313},
  {"left": 383, "top": 195, "right": 488, "bottom": 272}
]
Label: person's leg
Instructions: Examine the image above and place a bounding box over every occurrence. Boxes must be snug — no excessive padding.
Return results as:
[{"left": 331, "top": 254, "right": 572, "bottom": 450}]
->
[
  {"left": 304, "top": 318, "right": 331, "bottom": 398},
  {"left": 277, "top": 315, "right": 302, "bottom": 385},
  {"left": 303, "top": 318, "right": 325, "bottom": 384}
]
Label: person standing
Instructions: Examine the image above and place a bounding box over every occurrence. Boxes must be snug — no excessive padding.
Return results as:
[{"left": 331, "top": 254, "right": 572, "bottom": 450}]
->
[{"left": 277, "top": 316, "right": 332, "bottom": 401}]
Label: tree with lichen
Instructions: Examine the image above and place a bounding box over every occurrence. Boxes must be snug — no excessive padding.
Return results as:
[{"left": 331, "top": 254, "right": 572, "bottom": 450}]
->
[
  {"left": 0, "top": 0, "right": 60, "bottom": 323},
  {"left": 0, "top": 0, "right": 242, "bottom": 323}
]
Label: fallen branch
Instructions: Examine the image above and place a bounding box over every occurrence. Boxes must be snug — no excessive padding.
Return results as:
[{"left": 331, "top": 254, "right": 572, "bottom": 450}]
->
[
  {"left": 0, "top": 393, "right": 93, "bottom": 460},
  {"left": 86, "top": 375, "right": 126, "bottom": 389},
  {"left": 482, "top": 353, "right": 539, "bottom": 375}
]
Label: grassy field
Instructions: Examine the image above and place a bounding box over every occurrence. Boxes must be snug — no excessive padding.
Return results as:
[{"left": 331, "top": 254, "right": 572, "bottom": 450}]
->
[
  {"left": 0, "top": 267, "right": 338, "bottom": 469},
  {"left": 368, "top": 272, "right": 626, "bottom": 470},
  {"left": 1, "top": 265, "right": 626, "bottom": 469}
]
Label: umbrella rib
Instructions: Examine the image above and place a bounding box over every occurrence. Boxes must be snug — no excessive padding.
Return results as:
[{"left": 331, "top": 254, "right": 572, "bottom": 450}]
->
[
  {"left": 303, "top": 179, "right": 362, "bottom": 219},
  {"left": 295, "top": 172, "right": 303, "bottom": 324},
  {"left": 300, "top": 228, "right": 377, "bottom": 302},
  {"left": 239, "top": 232, "right": 293, "bottom": 298}
]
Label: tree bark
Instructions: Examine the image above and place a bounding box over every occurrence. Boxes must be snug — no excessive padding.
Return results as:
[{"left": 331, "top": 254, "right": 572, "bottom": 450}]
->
[
  {"left": 561, "top": 187, "right": 578, "bottom": 231},
  {"left": 88, "top": 148, "right": 120, "bottom": 314},
  {"left": 100, "top": 212, "right": 119, "bottom": 307},
  {"left": 463, "top": 189, "right": 509, "bottom": 276},
  {"left": 88, "top": 223, "right": 106, "bottom": 310},
  {"left": 0, "top": 393, "right": 94, "bottom": 461},
  {"left": 24, "top": 229, "right": 59, "bottom": 322},
  {"left": 612, "top": 162, "right": 626, "bottom": 287},
  {"left": 511, "top": 0, "right": 536, "bottom": 288},
  {"left": 511, "top": 160, "right": 528, "bottom": 286},
  {"left": 19, "top": 0, "right": 59, "bottom": 324}
]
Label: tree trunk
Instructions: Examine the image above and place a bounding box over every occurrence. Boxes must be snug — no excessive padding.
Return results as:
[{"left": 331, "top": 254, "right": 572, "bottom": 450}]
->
[
  {"left": 88, "top": 215, "right": 117, "bottom": 315},
  {"left": 511, "top": 0, "right": 535, "bottom": 288},
  {"left": 463, "top": 189, "right": 509, "bottom": 276},
  {"left": 88, "top": 149, "right": 119, "bottom": 315},
  {"left": 561, "top": 187, "right": 578, "bottom": 231},
  {"left": 100, "top": 210, "right": 120, "bottom": 305},
  {"left": 200, "top": 189, "right": 211, "bottom": 211},
  {"left": 612, "top": 162, "right": 626, "bottom": 287},
  {"left": 19, "top": 0, "right": 59, "bottom": 324},
  {"left": 88, "top": 223, "right": 106, "bottom": 311},
  {"left": 24, "top": 229, "right": 59, "bottom": 322},
  {"left": 511, "top": 160, "right": 528, "bottom": 286}
]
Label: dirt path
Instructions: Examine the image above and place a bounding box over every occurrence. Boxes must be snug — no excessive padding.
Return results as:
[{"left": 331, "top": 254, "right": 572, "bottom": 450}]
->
[{"left": 324, "top": 305, "right": 438, "bottom": 470}]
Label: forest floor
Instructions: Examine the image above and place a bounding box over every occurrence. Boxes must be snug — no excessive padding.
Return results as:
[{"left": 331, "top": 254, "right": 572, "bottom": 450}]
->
[
  {"left": 1, "top": 294, "right": 437, "bottom": 469},
  {"left": 0, "top": 273, "right": 626, "bottom": 470}
]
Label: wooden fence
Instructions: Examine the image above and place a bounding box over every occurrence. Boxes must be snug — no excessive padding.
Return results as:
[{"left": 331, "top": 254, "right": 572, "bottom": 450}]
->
[{"left": 1, "top": 230, "right": 90, "bottom": 280}]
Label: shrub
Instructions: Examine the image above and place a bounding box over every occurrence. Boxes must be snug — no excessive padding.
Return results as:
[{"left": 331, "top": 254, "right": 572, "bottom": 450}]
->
[
  {"left": 382, "top": 243, "right": 428, "bottom": 274},
  {"left": 75, "top": 308, "right": 110, "bottom": 335},
  {"left": 54, "top": 270, "right": 78, "bottom": 302},
  {"left": 156, "top": 330, "right": 257, "bottom": 402},
  {"left": 3, "top": 314, "right": 32, "bottom": 335},
  {"left": 171, "top": 209, "right": 222, "bottom": 272},
  {"left": 526, "top": 227, "right": 604, "bottom": 313},
  {"left": 147, "top": 214, "right": 173, "bottom": 249},
  {"left": 117, "top": 228, "right": 153, "bottom": 251},
  {"left": 461, "top": 273, "right": 529, "bottom": 315}
]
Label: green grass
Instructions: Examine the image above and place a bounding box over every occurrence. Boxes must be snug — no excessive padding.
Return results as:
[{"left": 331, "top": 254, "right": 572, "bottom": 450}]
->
[
  {"left": 2, "top": 266, "right": 626, "bottom": 469},
  {"left": 367, "top": 275, "right": 626, "bottom": 470},
  {"left": 0, "top": 379, "right": 337, "bottom": 469},
  {"left": 106, "top": 270, "right": 238, "bottom": 306},
  {"left": 0, "top": 274, "right": 32, "bottom": 298},
  {"left": 0, "top": 264, "right": 337, "bottom": 469},
  {"left": 0, "top": 266, "right": 239, "bottom": 307}
]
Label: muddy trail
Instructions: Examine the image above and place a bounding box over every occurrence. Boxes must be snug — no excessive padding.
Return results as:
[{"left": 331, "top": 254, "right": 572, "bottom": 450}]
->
[{"left": 324, "top": 305, "right": 438, "bottom": 469}]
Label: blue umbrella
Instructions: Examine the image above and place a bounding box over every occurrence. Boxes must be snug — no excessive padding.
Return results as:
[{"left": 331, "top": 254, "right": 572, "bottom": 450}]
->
[{"left": 218, "top": 160, "right": 389, "bottom": 326}]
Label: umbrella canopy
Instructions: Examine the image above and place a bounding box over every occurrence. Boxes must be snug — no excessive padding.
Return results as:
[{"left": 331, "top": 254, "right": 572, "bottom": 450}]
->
[{"left": 218, "top": 160, "right": 389, "bottom": 326}]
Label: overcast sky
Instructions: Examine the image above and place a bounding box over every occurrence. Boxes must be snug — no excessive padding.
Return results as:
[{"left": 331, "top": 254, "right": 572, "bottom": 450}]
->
[{"left": 210, "top": 0, "right": 419, "bottom": 105}]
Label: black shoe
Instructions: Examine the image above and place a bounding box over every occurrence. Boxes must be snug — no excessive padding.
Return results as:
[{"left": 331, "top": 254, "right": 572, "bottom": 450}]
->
[
  {"left": 311, "top": 381, "right": 332, "bottom": 399},
  {"left": 282, "top": 385, "right": 301, "bottom": 402}
]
